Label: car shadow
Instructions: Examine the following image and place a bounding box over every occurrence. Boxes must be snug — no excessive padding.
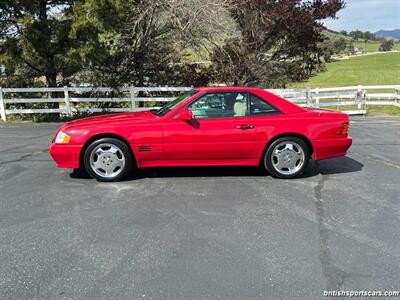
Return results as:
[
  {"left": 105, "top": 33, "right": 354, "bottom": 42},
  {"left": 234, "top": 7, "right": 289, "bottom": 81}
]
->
[
  {"left": 69, "top": 168, "right": 92, "bottom": 179},
  {"left": 69, "top": 156, "right": 363, "bottom": 181},
  {"left": 300, "top": 156, "right": 364, "bottom": 178}
]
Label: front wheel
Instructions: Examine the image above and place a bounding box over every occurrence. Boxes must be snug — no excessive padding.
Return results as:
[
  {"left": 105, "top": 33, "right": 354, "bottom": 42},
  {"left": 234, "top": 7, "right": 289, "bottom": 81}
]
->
[
  {"left": 263, "top": 137, "right": 310, "bottom": 179},
  {"left": 84, "top": 138, "right": 133, "bottom": 182}
]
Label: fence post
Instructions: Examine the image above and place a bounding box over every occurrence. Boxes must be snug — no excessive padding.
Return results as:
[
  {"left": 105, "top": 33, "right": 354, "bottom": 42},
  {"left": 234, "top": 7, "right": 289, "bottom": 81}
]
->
[
  {"left": 130, "top": 87, "right": 136, "bottom": 111},
  {"left": 63, "top": 86, "right": 71, "bottom": 115},
  {"left": 336, "top": 93, "right": 340, "bottom": 111},
  {"left": 0, "top": 87, "right": 6, "bottom": 122},
  {"left": 315, "top": 88, "right": 320, "bottom": 108},
  {"left": 306, "top": 89, "right": 311, "bottom": 107},
  {"left": 357, "top": 85, "right": 362, "bottom": 109}
]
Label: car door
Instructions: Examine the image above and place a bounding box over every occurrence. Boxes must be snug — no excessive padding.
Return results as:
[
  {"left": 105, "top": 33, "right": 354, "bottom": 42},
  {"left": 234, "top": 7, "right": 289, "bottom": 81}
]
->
[
  {"left": 247, "top": 92, "right": 284, "bottom": 159},
  {"left": 163, "top": 91, "right": 256, "bottom": 161}
]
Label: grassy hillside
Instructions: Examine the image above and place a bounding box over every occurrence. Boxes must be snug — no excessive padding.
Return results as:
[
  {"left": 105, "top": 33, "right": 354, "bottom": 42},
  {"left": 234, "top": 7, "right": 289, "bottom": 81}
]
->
[
  {"left": 290, "top": 52, "right": 400, "bottom": 88},
  {"left": 353, "top": 41, "right": 400, "bottom": 52},
  {"left": 322, "top": 29, "right": 352, "bottom": 41},
  {"left": 322, "top": 29, "right": 400, "bottom": 52}
]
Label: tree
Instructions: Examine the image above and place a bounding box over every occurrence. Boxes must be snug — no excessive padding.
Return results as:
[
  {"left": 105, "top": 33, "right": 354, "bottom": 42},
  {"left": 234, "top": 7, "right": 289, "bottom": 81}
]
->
[
  {"left": 0, "top": 1, "right": 89, "bottom": 119},
  {"left": 318, "top": 39, "right": 335, "bottom": 62},
  {"left": 379, "top": 39, "right": 394, "bottom": 52},
  {"left": 348, "top": 30, "right": 376, "bottom": 41},
  {"left": 70, "top": 0, "right": 216, "bottom": 89},
  {"left": 364, "top": 31, "right": 376, "bottom": 41},
  {"left": 349, "top": 30, "right": 362, "bottom": 40},
  {"left": 333, "top": 37, "right": 347, "bottom": 54},
  {"left": 211, "top": 0, "right": 345, "bottom": 87},
  {"left": 0, "top": 1, "right": 82, "bottom": 87},
  {"left": 0, "top": 0, "right": 346, "bottom": 92},
  {"left": 347, "top": 41, "right": 355, "bottom": 54}
]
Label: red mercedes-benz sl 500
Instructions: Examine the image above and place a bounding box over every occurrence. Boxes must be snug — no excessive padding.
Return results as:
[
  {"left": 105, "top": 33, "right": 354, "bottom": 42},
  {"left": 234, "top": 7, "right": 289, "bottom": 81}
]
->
[{"left": 50, "top": 87, "right": 352, "bottom": 181}]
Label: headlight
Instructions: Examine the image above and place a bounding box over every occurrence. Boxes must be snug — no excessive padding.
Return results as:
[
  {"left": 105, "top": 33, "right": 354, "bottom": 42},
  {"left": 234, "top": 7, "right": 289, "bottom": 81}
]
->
[{"left": 55, "top": 130, "right": 71, "bottom": 144}]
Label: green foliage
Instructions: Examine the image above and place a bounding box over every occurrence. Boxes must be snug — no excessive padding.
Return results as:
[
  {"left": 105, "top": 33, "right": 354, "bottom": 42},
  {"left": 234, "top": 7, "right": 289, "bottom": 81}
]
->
[
  {"left": 347, "top": 30, "right": 378, "bottom": 41},
  {"left": 211, "top": 0, "right": 345, "bottom": 87},
  {"left": 0, "top": 1, "right": 82, "bottom": 88},
  {"left": 1, "top": 0, "right": 345, "bottom": 91},
  {"left": 333, "top": 38, "right": 348, "bottom": 53},
  {"left": 379, "top": 40, "right": 395, "bottom": 52},
  {"left": 67, "top": 0, "right": 214, "bottom": 89}
]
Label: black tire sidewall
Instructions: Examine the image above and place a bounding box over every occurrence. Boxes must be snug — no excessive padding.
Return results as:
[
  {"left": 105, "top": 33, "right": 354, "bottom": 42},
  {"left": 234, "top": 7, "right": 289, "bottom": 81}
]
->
[
  {"left": 84, "top": 138, "right": 133, "bottom": 182},
  {"left": 263, "top": 137, "right": 309, "bottom": 179}
]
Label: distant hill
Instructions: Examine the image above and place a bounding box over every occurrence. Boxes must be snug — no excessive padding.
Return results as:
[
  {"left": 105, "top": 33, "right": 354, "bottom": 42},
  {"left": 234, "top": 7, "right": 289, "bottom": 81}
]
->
[
  {"left": 322, "top": 29, "right": 351, "bottom": 40},
  {"left": 375, "top": 29, "right": 400, "bottom": 41}
]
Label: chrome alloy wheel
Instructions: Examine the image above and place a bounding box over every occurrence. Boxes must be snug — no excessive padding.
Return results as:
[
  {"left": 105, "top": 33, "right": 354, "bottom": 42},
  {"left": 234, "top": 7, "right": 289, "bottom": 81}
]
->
[
  {"left": 89, "top": 143, "right": 126, "bottom": 179},
  {"left": 270, "top": 141, "right": 305, "bottom": 176}
]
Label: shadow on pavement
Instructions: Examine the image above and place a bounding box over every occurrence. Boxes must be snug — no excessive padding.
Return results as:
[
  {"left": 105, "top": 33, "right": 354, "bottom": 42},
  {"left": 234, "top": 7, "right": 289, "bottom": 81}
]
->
[
  {"left": 301, "top": 156, "right": 364, "bottom": 178},
  {"left": 69, "top": 168, "right": 91, "bottom": 179},
  {"left": 69, "top": 156, "right": 363, "bottom": 181}
]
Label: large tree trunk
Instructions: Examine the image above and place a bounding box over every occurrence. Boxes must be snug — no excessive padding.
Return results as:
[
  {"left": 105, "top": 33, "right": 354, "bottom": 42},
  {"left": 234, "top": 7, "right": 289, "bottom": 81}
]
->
[
  {"left": 46, "top": 71, "right": 60, "bottom": 121},
  {"left": 136, "top": 55, "right": 145, "bottom": 108},
  {"left": 40, "top": 0, "right": 59, "bottom": 121}
]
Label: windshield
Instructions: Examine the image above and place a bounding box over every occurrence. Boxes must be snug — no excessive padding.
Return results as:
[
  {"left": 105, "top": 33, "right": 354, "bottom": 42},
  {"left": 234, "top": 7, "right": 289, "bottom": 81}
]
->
[{"left": 153, "top": 90, "right": 198, "bottom": 117}]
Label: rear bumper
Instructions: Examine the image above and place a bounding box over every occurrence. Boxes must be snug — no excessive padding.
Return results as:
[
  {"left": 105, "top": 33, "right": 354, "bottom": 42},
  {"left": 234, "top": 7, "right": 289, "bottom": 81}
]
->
[
  {"left": 49, "top": 143, "right": 82, "bottom": 168},
  {"left": 312, "top": 137, "right": 352, "bottom": 160}
]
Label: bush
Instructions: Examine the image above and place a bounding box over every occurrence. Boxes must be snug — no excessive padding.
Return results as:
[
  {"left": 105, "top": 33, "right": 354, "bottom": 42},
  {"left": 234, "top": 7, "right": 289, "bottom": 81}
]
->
[{"left": 379, "top": 40, "right": 394, "bottom": 51}]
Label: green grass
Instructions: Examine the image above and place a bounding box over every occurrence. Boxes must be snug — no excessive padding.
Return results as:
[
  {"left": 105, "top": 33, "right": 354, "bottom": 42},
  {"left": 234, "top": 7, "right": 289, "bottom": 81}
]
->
[
  {"left": 322, "top": 29, "right": 352, "bottom": 41},
  {"left": 367, "top": 105, "right": 400, "bottom": 115},
  {"left": 323, "top": 105, "right": 360, "bottom": 111},
  {"left": 353, "top": 41, "right": 400, "bottom": 52},
  {"left": 290, "top": 52, "right": 400, "bottom": 88},
  {"left": 315, "top": 105, "right": 400, "bottom": 115}
]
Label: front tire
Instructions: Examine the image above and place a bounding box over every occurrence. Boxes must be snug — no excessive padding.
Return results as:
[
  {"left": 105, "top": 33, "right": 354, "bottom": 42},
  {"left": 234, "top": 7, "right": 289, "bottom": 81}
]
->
[
  {"left": 84, "top": 138, "right": 132, "bottom": 182},
  {"left": 263, "top": 137, "right": 309, "bottom": 179}
]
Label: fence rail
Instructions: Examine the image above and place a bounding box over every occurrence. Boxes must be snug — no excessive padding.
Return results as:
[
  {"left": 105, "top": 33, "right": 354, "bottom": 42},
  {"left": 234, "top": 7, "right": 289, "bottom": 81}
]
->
[{"left": 0, "top": 85, "right": 399, "bottom": 122}]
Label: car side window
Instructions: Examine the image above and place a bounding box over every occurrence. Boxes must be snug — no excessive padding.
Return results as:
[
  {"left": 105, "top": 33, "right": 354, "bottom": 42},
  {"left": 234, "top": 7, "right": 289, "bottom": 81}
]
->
[
  {"left": 249, "top": 93, "right": 279, "bottom": 115},
  {"left": 188, "top": 92, "right": 249, "bottom": 119}
]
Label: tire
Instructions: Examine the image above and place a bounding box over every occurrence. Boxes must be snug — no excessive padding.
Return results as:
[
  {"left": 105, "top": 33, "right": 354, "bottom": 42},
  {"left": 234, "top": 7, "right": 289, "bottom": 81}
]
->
[
  {"left": 263, "top": 136, "right": 310, "bottom": 179},
  {"left": 83, "top": 138, "right": 133, "bottom": 182}
]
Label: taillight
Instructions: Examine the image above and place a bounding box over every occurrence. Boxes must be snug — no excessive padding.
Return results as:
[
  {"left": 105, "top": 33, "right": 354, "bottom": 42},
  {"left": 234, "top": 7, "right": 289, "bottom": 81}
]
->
[{"left": 337, "top": 122, "right": 349, "bottom": 136}]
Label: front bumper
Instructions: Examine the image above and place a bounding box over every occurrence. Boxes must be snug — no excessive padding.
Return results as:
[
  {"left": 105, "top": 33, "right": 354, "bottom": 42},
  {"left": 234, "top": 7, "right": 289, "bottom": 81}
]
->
[
  {"left": 312, "top": 137, "right": 352, "bottom": 160},
  {"left": 49, "top": 143, "right": 82, "bottom": 169}
]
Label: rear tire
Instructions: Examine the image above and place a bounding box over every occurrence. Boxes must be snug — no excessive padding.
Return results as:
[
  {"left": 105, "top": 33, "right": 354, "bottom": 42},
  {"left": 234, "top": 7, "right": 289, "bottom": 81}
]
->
[
  {"left": 263, "top": 136, "right": 309, "bottom": 179},
  {"left": 84, "top": 138, "right": 132, "bottom": 182}
]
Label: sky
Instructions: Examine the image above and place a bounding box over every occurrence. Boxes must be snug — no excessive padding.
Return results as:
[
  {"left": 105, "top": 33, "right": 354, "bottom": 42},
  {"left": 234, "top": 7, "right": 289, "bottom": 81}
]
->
[{"left": 323, "top": 0, "right": 400, "bottom": 32}]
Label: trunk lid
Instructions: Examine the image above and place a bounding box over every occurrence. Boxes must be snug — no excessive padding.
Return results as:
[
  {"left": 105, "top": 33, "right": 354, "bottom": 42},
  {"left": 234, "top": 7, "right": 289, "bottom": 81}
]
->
[{"left": 304, "top": 107, "right": 349, "bottom": 119}]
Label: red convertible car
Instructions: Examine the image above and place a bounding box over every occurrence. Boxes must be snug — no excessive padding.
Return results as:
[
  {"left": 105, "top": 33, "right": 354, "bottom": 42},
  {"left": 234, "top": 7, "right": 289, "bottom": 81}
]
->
[{"left": 50, "top": 87, "right": 352, "bottom": 181}]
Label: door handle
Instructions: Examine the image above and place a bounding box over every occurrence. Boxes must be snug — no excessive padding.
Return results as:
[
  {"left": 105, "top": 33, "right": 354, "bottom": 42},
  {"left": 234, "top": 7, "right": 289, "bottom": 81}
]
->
[{"left": 236, "top": 125, "right": 255, "bottom": 130}]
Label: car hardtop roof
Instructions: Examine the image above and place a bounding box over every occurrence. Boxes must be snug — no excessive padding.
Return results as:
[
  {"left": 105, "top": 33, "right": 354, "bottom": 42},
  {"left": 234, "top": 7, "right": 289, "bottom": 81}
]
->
[
  {"left": 194, "top": 86, "right": 305, "bottom": 114},
  {"left": 194, "top": 86, "right": 265, "bottom": 93}
]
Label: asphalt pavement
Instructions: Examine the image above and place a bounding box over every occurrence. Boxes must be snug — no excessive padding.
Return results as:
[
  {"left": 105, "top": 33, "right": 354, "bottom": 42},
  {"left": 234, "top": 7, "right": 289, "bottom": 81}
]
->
[{"left": 0, "top": 116, "right": 399, "bottom": 300}]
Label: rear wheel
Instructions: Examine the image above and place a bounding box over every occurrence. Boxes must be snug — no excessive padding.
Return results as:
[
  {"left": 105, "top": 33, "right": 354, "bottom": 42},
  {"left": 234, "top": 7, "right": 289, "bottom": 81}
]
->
[
  {"left": 263, "top": 137, "right": 309, "bottom": 179},
  {"left": 84, "top": 138, "right": 132, "bottom": 182}
]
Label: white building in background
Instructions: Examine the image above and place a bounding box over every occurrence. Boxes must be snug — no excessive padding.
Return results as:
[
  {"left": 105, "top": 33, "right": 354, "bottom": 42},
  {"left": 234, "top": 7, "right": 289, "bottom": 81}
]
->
[{"left": 0, "top": 65, "right": 5, "bottom": 74}]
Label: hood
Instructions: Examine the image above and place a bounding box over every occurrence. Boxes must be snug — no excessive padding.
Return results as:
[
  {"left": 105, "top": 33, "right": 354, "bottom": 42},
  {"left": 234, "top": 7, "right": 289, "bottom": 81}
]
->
[{"left": 64, "top": 111, "right": 157, "bottom": 129}]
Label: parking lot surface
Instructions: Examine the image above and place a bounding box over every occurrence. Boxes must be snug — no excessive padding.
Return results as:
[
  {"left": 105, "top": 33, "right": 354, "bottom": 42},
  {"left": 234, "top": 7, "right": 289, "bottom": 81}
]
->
[{"left": 0, "top": 116, "right": 399, "bottom": 300}]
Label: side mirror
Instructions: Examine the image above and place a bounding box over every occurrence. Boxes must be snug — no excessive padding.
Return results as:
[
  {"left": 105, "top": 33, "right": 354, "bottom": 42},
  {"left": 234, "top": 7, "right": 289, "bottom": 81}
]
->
[{"left": 174, "top": 110, "right": 193, "bottom": 121}]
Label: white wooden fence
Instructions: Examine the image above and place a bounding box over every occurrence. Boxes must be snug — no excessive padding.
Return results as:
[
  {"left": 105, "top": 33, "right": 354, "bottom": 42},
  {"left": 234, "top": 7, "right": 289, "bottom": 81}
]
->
[
  {"left": 1, "top": 85, "right": 400, "bottom": 122},
  {"left": 269, "top": 85, "right": 400, "bottom": 115}
]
